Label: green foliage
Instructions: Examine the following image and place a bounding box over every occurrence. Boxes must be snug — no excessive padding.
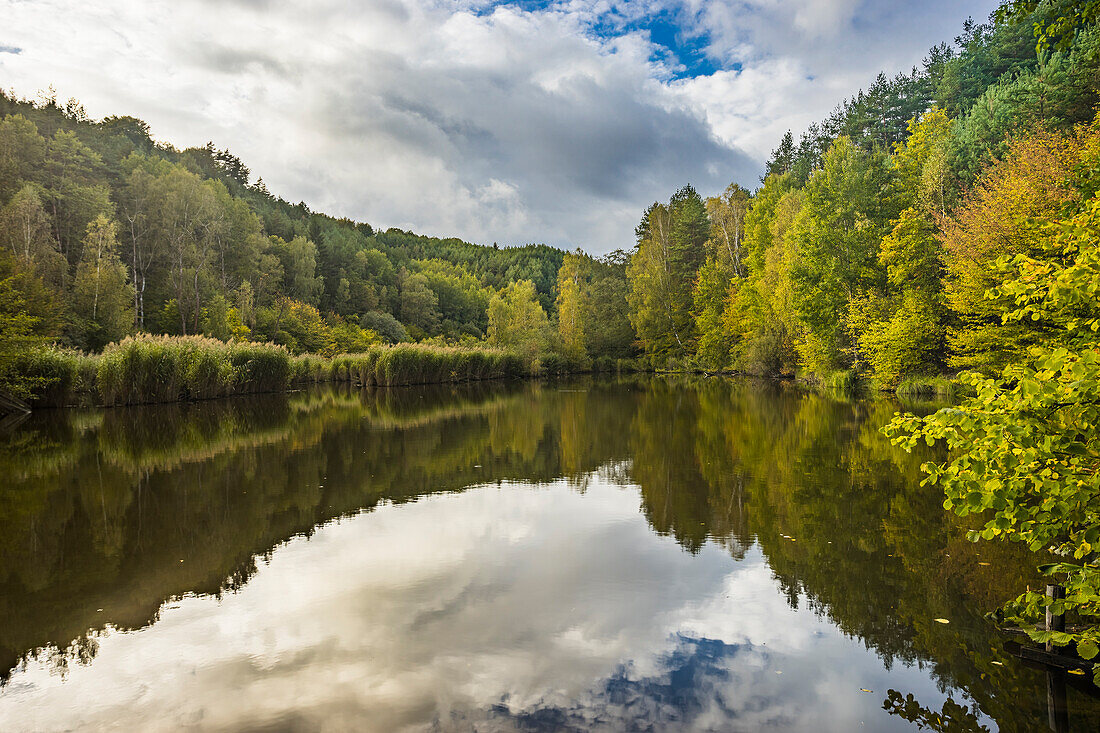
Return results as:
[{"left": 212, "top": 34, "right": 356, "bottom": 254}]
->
[
  {"left": 554, "top": 251, "right": 635, "bottom": 366},
  {"left": 628, "top": 187, "right": 709, "bottom": 362},
  {"left": 0, "top": 90, "right": 570, "bottom": 372},
  {"left": 70, "top": 215, "right": 134, "bottom": 350},
  {"left": 886, "top": 190, "right": 1100, "bottom": 683},
  {"left": 487, "top": 279, "right": 551, "bottom": 364},
  {"left": 997, "top": 0, "right": 1100, "bottom": 53},
  {"left": 0, "top": 251, "right": 61, "bottom": 400},
  {"left": 555, "top": 254, "right": 588, "bottom": 364},
  {"left": 413, "top": 258, "right": 491, "bottom": 338},
  {"left": 398, "top": 270, "right": 440, "bottom": 338},
  {"left": 789, "top": 137, "right": 894, "bottom": 373},
  {"left": 200, "top": 294, "right": 234, "bottom": 342},
  {"left": 942, "top": 124, "right": 1095, "bottom": 372},
  {"left": 255, "top": 298, "right": 329, "bottom": 354},
  {"left": 690, "top": 184, "right": 753, "bottom": 371},
  {"left": 324, "top": 316, "right": 381, "bottom": 357},
  {"left": 951, "top": 26, "right": 1100, "bottom": 182},
  {"left": 691, "top": 259, "right": 737, "bottom": 370},
  {"left": 0, "top": 183, "right": 67, "bottom": 289},
  {"left": 361, "top": 310, "right": 410, "bottom": 344},
  {"left": 854, "top": 292, "right": 946, "bottom": 386}
]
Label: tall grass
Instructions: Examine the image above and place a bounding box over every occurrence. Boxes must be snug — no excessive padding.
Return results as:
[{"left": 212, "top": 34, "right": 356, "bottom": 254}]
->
[
  {"left": 821, "top": 368, "right": 863, "bottom": 396},
  {"left": 17, "top": 347, "right": 99, "bottom": 407},
  {"left": 896, "top": 375, "right": 956, "bottom": 400},
  {"left": 22, "top": 335, "right": 530, "bottom": 407},
  {"left": 304, "top": 344, "right": 526, "bottom": 387},
  {"left": 96, "top": 335, "right": 292, "bottom": 405}
]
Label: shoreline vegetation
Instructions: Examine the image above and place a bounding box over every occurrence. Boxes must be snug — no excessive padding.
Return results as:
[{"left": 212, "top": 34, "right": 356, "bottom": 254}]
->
[
  {"left": 15, "top": 332, "right": 960, "bottom": 412},
  {"left": 15, "top": 333, "right": 650, "bottom": 409}
]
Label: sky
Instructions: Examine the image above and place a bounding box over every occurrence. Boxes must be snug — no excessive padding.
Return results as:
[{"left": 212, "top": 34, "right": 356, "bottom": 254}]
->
[{"left": 0, "top": 0, "right": 1001, "bottom": 254}]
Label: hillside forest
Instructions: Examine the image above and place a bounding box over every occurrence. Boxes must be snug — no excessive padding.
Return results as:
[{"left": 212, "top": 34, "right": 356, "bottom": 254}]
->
[{"left": 1, "top": 2, "right": 1100, "bottom": 396}]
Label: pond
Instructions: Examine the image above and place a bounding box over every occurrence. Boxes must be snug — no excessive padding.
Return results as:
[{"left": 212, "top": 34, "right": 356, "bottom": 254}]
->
[{"left": 0, "top": 377, "right": 1097, "bottom": 731}]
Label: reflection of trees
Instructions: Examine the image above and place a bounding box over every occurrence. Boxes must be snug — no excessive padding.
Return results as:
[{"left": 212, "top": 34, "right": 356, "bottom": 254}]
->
[
  {"left": 0, "top": 378, "right": 636, "bottom": 682},
  {"left": 1, "top": 376, "right": 1097, "bottom": 728},
  {"left": 625, "top": 377, "right": 1099, "bottom": 730},
  {"left": 882, "top": 690, "right": 991, "bottom": 732}
]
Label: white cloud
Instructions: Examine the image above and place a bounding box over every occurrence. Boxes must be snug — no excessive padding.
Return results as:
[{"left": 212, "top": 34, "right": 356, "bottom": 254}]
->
[
  {"left": 0, "top": 479, "right": 978, "bottom": 731},
  {"left": 0, "top": 0, "right": 1001, "bottom": 253}
]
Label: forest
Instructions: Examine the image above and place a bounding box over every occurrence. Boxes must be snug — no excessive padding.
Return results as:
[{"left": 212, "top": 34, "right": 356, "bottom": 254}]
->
[
  {"left": 626, "top": 1, "right": 1100, "bottom": 391},
  {"left": 0, "top": 86, "right": 635, "bottom": 401},
  {"left": 4, "top": 3, "right": 1099, "bottom": 401}
]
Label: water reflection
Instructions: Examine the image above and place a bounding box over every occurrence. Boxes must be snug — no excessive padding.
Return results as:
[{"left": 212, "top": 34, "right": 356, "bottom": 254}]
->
[{"left": 0, "top": 377, "right": 1096, "bottom": 731}]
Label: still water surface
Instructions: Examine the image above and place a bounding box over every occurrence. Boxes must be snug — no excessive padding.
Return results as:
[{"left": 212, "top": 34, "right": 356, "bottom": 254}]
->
[{"left": 0, "top": 377, "right": 1097, "bottom": 731}]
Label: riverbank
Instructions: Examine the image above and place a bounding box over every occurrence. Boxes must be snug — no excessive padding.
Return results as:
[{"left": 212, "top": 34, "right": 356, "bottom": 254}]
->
[
  {"left": 17, "top": 334, "right": 535, "bottom": 408},
  {"left": 15, "top": 333, "right": 955, "bottom": 410},
  {"left": 645, "top": 363, "right": 958, "bottom": 401}
]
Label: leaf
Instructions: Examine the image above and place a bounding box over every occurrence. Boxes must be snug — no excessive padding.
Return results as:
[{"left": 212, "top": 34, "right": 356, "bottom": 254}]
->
[
  {"left": 1078, "top": 639, "right": 1099, "bottom": 660},
  {"left": 934, "top": 618, "right": 950, "bottom": 624}
]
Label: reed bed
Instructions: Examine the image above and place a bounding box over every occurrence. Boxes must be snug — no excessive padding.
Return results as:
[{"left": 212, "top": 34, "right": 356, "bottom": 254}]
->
[
  {"left": 16, "top": 347, "right": 99, "bottom": 407},
  {"left": 821, "top": 368, "right": 863, "bottom": 395},
  {"left": 95, "top": 335, "right": 292, "bottom": 405},
  {"left": 301, "top": 344, "right": 526, "bottom": 387},
  {"left": 896, "top": 375, "right": 956, "bottom": 399},
  {"left": 21, "top": 335, "right": 528, "bottom": 407}
]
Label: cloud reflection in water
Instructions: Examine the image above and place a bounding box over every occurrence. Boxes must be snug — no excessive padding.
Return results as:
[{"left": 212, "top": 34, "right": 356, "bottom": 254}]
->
[{"left": 0, "top": 478, "right": 979, "bottom": 731}]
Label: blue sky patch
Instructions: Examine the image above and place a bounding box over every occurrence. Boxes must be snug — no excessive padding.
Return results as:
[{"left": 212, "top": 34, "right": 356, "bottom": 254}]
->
[{"left": 474, "top": 1, "right": 728, "bottom": 79}]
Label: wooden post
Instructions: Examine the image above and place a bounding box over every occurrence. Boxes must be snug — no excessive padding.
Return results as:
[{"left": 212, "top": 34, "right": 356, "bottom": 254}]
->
[
  {"left": 1045, "top": 584, "right": 1066, "bottom": 653},
  {"left": 1044, "top": 584, "right": 1069, "bottom": 731},
  {"left": 1047, "top": 670, "right": 1069, "bottom": 732}
]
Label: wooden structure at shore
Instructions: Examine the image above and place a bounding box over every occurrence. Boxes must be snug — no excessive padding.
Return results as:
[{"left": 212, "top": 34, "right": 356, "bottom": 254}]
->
[{"left": 1004, "top": 585, "right": 1098, "bottom": 732}]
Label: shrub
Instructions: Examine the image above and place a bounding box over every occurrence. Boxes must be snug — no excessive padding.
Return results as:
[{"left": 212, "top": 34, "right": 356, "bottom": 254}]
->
[{"left": 19, "top": 347, "right": 95, "bottom": 407}]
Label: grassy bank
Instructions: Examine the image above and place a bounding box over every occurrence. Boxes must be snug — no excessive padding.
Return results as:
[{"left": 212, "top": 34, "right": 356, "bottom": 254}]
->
[
  {"left": 19, "top": 335, "right": 530, "bottom": 408},
  {"left": 291, "top": 344, "right": 527, "bottom": 387},
  {"left": 895, "top": 375, "right": 956, "bottom": 400}
]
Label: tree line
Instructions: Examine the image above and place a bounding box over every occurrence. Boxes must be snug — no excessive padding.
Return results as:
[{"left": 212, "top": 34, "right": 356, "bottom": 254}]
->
[
  {"left": 623, "top": 2, "right": 1100, "bottom": 389},
  {"left": 0, "top": 91, "right": 600, "bottom": 398},
  {"left": 4, "top": 1, "right": 1100, "bottom": 399}
]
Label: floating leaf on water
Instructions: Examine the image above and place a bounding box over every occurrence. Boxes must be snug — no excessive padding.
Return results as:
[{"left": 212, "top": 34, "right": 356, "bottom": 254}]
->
[
  {"left": 859, "top": 688, "right": 872, "bottom": 693},
  {"left": 1067, "top": 669, "right": 1086, "bottom": 676},
  {"left": 934, "top": 618, "right": 950, "bottom": 624},
  {"left": 979, "top": 562, "right": 990, "bottom": 566},
  {"left": 991, "top": 661, "right": 1003, "bottom": 666}
]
